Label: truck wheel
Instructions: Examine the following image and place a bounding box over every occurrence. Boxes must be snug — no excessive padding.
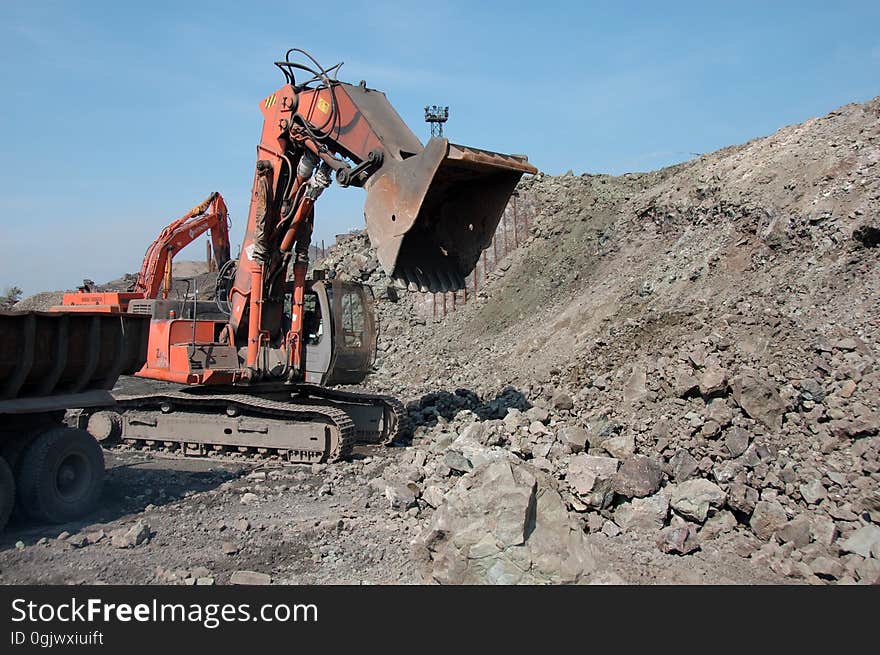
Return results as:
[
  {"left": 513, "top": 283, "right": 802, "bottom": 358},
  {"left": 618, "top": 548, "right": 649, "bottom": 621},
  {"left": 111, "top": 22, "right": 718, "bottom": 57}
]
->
[
  {"left": 17, "top": 427, "right": 105, "bottom": 524},
  {"left": 0, "top": 458, "right": 14, "bottom": 533},
  {"left": 2, "top": 430, "right": 39, "bottom": 520}
]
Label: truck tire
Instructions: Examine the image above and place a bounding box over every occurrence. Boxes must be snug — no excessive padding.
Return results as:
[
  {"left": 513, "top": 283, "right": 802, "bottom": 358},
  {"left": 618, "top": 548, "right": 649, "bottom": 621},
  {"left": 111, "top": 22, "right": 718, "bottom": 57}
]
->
[
  {"left": 0, "top": 458, "right": 14, "bottom": 533},
  {"left": 17, "top": 427, "right": 105, "bottom": 524},
  {"left": 2, "top": 429, "right": 39, "bottom": 521}
]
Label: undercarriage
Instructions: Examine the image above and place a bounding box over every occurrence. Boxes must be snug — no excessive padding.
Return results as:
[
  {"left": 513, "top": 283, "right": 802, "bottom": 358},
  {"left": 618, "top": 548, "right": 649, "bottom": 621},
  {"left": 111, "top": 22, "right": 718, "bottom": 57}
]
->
[{"left": 77, "top": 383, "right": 409, "bottom": 464}]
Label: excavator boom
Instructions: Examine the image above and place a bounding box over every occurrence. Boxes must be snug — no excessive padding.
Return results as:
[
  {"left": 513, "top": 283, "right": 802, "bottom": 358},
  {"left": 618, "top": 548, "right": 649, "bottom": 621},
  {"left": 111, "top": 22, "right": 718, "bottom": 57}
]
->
[
  {"left": 226, "top": 50, "right": 536, "bottom": 377},
  {"left": 257, "top": 76, "right": 537, "bottom": 292},
  {"left": 134, "top": 192, "right": 230, "bottom": 299}
]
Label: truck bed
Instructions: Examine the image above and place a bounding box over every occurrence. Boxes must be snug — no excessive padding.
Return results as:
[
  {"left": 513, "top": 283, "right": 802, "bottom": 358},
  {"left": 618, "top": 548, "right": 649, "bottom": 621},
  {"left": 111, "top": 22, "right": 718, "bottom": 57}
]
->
[{"left": 0, "top": 310, "right": 150, "bottom": 410}]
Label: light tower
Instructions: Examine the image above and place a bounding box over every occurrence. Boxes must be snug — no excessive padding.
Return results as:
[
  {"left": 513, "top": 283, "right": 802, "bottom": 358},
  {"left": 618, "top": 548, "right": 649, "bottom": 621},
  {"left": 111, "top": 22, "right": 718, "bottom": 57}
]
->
[{"left": 424, "top": 105, "right": 449, "bottom": 138}]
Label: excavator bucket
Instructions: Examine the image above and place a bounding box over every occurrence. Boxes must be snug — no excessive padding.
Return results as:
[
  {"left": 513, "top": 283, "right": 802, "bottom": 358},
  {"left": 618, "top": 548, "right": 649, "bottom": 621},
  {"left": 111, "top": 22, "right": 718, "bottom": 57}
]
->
[{"left": 364, "top": 137, "right": 537, "bottom": 292}]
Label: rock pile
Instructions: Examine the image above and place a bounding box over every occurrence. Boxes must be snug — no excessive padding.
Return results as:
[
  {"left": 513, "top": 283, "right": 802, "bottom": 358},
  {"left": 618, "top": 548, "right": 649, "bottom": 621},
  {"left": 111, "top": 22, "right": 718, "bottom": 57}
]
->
[{"left": 316, "top": 96, "right": 880, "bottom": 584}]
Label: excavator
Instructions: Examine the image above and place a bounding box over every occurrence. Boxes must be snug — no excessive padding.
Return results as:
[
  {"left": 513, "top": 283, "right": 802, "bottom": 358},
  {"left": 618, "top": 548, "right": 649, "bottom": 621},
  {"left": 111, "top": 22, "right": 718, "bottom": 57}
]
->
[
  {"left": 56, "top": 49, "right": 536, "bottom": 463},
  {"left": 58, "top": 191, "right": 232, "bottom": 314}
]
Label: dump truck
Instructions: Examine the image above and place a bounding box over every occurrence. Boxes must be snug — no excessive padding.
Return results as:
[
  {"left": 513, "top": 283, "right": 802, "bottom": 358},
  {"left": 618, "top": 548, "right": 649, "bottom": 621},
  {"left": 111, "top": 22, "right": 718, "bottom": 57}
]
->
[{"left": 0, "top": 310, "right": 149, "bottom": 532}]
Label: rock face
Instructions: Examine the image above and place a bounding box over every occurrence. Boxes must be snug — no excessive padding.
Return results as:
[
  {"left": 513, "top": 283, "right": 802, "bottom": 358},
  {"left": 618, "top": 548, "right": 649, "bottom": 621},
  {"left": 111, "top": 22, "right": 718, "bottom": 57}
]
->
[{"left": 418, "top": 460, "right": 598, "bottom": 584}]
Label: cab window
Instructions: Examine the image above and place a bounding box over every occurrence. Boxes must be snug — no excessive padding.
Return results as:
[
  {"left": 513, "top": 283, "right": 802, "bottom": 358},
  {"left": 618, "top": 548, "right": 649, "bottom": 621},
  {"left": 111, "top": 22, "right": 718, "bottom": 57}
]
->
[
  {"left": 340, "top": 291, "right": 365, "bottom": 348},
  {"left": 303, "top": 291, "right": 323, "bottom": 345}
]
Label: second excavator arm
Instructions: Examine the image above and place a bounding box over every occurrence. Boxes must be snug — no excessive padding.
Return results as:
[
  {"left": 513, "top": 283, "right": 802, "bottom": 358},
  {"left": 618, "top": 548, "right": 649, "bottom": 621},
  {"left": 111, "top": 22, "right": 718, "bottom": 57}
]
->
[{"left": 135, "top": 192, "right": 231, "bottom": 299}]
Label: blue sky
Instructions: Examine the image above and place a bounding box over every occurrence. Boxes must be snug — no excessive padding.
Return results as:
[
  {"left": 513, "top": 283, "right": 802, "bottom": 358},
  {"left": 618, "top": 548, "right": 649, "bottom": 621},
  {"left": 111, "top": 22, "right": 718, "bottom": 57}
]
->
[{"left": 1, "top": 0, "right": 878, "bottom": 295}]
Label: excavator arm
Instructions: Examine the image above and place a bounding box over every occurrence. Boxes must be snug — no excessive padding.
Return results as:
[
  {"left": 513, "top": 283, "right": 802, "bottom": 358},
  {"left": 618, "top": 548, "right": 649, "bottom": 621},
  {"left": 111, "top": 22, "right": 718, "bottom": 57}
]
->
[
  {"left": 56, "top": 192, "right": 231, "bottom": 313},
  {"left": 134, "top": 192, "right": 231, "bottom": 299},
  {"left": 50, "top": 50, "right": 536, "bottom": 465},
  {"left": 227, "top": 49, "right": 536, "bottom": 377}
]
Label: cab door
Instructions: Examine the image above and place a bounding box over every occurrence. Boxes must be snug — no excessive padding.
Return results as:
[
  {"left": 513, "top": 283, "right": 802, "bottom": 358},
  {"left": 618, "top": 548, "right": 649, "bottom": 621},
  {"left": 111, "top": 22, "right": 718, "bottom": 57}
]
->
[
  {"left": 303, "top": 280, "right": 376, "bottom": 385},
  {"left": 302, "top": 282, "right": 331, "bottom": 384}
]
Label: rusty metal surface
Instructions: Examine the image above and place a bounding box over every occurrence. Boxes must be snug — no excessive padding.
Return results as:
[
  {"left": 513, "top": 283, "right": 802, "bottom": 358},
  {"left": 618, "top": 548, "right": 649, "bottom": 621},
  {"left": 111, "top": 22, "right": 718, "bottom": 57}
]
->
[
  {"left": 363, "top": 137, "right": 537, "bottom": 292},
  {"left": 0, "top": 311, "right": 150, "bottom": 402}
]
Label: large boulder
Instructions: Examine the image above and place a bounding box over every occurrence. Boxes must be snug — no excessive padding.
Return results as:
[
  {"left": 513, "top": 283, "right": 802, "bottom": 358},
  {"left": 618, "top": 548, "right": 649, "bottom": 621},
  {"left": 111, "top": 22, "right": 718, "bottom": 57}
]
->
[
  {"left": 623, "top": 364, "right": 647, "bottom": 403},
  {"left": 417, "top": 460, "right": 598, "bottom": 584},
  {"left": 567, "top": 454, "right": 619, "bottom": 509},
  {"left": 699, "top": 364, "right": 729, "bottom": 397},
  {"left": 749, "top": 500, "right": 789, "bottom": 540},
  {"left": 673, "top": 368, "right": 700, "bottom": 398},
  {"left": 612, "top": 456, "right": 663, "bottom": 498},
  {"left": 110, "top": 521, "right": 151, "bottom": 549},
  {"left": 731, "top": 371, "right": 787, "bottom": 430},
  {"left": 668, "top": 479, "right": 726, "bottom": 523},
  {"left": 838, "top": 524, "right": 880, "bottom": 558},
  {"left": 558, "top": 425, "right": 590, "bottom": 453},
  {"left": 615, "top": 494, "right": 669, "bottom": 532},
  {"left": 443, "top": 432, "right": 513, "bottom": 473}
]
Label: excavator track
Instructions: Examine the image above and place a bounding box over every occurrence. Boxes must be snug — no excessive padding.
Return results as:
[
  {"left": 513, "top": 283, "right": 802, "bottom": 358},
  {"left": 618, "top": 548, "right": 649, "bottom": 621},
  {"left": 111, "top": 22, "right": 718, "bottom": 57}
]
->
[
  {"left": 77, "top": 384, "right": 409, "bottom": 464},
  {"left": 294, "top": 384, "right": 412, "bottom": 446},
  {"left": 81, "top": 390, "right": 357, "bottom": 464}
]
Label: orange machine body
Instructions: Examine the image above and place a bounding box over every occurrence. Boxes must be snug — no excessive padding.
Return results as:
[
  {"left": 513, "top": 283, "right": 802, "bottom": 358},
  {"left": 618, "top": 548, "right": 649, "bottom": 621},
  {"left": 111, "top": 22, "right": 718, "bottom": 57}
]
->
[
  {"left": 58, "top": 292, "right": 144, "bottom": 313},
  {"left": 138, "top": 318, "right": 240, "bottom": 385},
  {"left": 53, "top": 193, "right": 230, "bottom": 315}
]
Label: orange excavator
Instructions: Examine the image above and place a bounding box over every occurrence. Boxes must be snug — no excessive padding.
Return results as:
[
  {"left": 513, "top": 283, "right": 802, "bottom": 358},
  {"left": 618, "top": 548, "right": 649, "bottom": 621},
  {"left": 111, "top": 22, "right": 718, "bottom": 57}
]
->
[
  {"left": 57, "top": 49, "right": 536, "bottom": 463},
  {"left": 59, "top": 192, "right": 231, "bottom": 313}
]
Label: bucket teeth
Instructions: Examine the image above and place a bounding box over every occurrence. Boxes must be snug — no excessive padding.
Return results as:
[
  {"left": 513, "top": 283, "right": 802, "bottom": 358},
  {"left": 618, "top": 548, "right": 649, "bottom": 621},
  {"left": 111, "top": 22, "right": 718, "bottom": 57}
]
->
[
  {"left": 401, "top": 270, "right": 419, "bottom": 292},
  {"left": 363, "top": 137, "right": 536, "bottom": 283},
  {"left": 391, "top": 267, "right": 466, "bottom": 293},
  {"left": 412, "top": 269, "right": 431, "bottom": 293},
  {"left": 399, "top": 270, "right": 413, "bottom": 290},
  {"left": 427, "top": 271, "right": 446, "bottom": 293},
  {"left": 440, "top": 269, "right": 459, "bottom": 292}
]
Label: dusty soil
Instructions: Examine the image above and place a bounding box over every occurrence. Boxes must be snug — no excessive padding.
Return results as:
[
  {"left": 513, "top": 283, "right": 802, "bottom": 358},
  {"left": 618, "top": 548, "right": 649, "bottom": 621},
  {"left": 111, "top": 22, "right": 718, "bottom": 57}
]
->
[
  {"left": 0, "top": 419, "right": 786, "bottom": 586},
  {"left": 0, "top": 445, "right": 423, "bottom": 585}
]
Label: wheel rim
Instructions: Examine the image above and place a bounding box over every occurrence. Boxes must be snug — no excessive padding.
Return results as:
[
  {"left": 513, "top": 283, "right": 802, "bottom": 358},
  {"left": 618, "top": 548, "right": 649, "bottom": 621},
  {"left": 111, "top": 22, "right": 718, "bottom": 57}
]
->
[{"left": 55, "top": 452, "right": 90, "bottom": 501}]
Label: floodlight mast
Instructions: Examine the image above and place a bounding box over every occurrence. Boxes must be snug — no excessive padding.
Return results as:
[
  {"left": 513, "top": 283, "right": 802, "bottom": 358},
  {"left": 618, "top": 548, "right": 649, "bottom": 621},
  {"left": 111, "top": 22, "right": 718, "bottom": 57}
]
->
[{"left": 424, "top": 104, "right": 449, "bottom": 138}]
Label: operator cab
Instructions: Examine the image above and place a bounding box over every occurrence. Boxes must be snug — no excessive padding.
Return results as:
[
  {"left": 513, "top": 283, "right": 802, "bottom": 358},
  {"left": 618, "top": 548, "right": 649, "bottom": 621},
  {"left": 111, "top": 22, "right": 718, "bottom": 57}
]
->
[{"left": 300, "top": 279, "right": 376, "bottom": 385}]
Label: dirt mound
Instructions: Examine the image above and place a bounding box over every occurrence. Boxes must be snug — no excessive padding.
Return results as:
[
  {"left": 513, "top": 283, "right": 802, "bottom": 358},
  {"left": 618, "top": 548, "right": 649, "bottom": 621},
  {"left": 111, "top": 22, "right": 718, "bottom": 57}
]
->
[
  {"left": 12, "top": 291, "right": 66, "bottom": 312},
  {"left": 329, "top": 96, "right": 880, "bottom": 584}
]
